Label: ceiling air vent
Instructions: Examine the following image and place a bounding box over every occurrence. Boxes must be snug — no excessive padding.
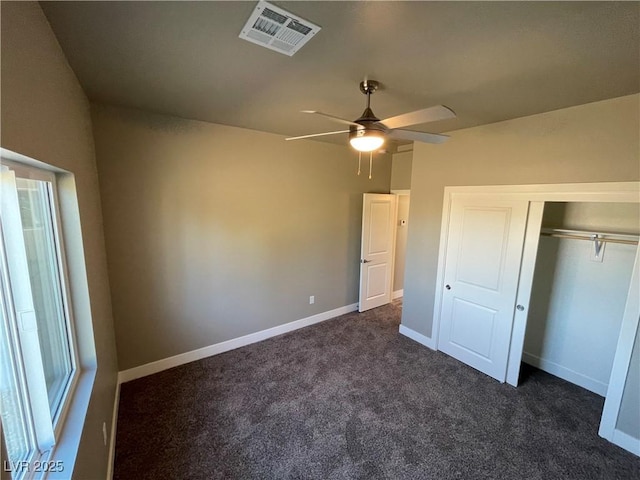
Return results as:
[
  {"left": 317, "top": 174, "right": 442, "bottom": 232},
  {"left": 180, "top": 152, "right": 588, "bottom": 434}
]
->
[{"left": 239, "top": 1, "right": 321, "bottom": 56}]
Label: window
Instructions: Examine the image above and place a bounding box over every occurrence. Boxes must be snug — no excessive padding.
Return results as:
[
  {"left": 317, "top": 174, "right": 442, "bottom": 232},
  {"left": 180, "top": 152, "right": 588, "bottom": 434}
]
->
[{"left": 1, "top": 161, "right": 78, "bottom": 479}]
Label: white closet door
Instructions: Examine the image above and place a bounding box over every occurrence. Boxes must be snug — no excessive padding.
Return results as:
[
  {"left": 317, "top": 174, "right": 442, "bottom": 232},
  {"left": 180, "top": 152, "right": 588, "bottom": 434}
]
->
[{"left": 438, "top": 196, "right": 529, "bottom": 381}]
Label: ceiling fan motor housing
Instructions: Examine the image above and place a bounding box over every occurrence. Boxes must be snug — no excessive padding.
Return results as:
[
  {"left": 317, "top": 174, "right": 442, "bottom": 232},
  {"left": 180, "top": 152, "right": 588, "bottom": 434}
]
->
[
  {"left": 350, "top": 105, "right": 387, "bottom": 141},
  {"left": 349, "top": 121, "right": 386, "bottom": 137}
]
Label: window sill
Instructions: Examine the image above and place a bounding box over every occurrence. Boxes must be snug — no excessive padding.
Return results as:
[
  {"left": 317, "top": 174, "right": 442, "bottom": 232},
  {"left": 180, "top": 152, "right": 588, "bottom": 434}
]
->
[{"left": 41, "top": 367, "right": 96, "bottom": 480}]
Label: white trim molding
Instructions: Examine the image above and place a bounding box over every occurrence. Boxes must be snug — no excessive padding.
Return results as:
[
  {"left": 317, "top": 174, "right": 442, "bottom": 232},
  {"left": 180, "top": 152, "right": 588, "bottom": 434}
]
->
[
  {"left": 118, "top": 303, "right": 358, "bottom": 384},
  {"left": 396, "top": 144, "right": 413, "bottom": 153},
  {"left": 399, "top": 324, "right": 436, "bottom": 350},
  {"left": 392, "top": 289, "right": 404, "bottom": 300},
  {"left": 522, "top": 352, "right": 607, "bottom": 397},
  {"left": 106, "top": 381, "right": 120, "bottom": 480},
  {"left": 611, "top": 429, "right": 640, "bottom": 456}
]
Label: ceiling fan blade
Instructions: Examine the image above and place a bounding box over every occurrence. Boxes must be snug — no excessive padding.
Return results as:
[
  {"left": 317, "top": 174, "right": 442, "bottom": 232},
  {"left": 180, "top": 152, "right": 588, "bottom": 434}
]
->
[
  {"left": 380, "top": 105, "right": 456, "bottom": 129},
  {"left": 286, "top": 129, "right": 350, "bottom": 141},
  {"left": 389, "top": 129, "right": 450, "bottom": 144},
  {"left": 301, "top": 110, "right": 360, "bottom": 127}
]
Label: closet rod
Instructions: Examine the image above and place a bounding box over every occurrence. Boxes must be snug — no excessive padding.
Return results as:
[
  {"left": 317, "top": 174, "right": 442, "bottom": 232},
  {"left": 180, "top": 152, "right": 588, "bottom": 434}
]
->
[
  {"left": 540, "top": 232, "right": 638, "bottom": 246},
  {"left": 540, "top": 228, "right": 639, "bottom": 246}
]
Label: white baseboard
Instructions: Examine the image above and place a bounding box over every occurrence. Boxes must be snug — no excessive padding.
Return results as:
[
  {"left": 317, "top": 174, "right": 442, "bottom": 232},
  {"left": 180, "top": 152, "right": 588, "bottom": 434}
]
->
[
  {"left": 118, "top": 303, "right": 358, "bottom": 384},
  {"left": 611, "top": 428, "right": 640, "bottom": 456},
  {"left": 522, "top": 352, "right": 608, "bottom": 396},
  {"left": 399, "top": 324, "right": 436, "bottom": 350},
  {"left": 392, "top": 289, "right": 404, "bottom": 300},
  {"left": 106, "top": 381, "right": 120, "bottom": 480}
]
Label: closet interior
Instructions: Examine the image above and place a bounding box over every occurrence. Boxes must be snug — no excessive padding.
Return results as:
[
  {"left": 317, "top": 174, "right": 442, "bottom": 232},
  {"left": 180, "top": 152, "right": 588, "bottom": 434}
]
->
[{"left": 522, "top": 202, "right": 640, "bottom": 396}]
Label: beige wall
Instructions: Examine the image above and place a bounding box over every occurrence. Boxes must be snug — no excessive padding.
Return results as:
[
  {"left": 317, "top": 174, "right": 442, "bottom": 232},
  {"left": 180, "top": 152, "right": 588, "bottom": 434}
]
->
[
  {"left": 542, "top": 202, "right": 640, "bottom": 234},
  {"left": 391, "top": 150, "right": 413, "bottom": 190},
  {"left": 91, "top": 105, "right": 392, "bottom": 370},
  {"left": 393, "top": 195, "right": 410, "bottom": 293},
  {"left": 391, "top": 151, "right": 412, "bottom": 294},
  {"left": 1, "top": 2, "right": 118, "bottom": 479},
  {"left": 402, "top": 94, "right": 640, "bottom": 338}
]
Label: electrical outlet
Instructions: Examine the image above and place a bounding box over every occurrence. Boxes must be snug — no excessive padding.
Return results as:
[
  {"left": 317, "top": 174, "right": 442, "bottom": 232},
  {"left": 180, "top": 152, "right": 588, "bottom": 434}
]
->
[
  {"left": 102, "top": 422, "right": 108, "bottom": 446},
  {"left": 309, "top": 295, "right": 315, "bottom": 305}
]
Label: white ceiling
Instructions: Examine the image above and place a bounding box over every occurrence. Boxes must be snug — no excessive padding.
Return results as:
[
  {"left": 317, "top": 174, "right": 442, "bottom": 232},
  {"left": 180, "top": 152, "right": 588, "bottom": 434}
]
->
[{"left": 41, "top": 1, "right": 639, "bottom": 148}]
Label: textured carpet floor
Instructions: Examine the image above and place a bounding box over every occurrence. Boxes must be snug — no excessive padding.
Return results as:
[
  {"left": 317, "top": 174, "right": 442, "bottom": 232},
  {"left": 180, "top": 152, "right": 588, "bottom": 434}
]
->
[{"left": 114, "top": 301, "right": 639, "bottom": 479}]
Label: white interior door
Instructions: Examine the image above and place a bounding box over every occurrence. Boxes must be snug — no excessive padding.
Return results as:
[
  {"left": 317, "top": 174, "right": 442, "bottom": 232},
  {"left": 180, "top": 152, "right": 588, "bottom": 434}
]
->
[
  {"left": 437, "top": 196, "right": 530, "bottom": 381},
  {"left": 359, "top": 194, "right": 396, "bottom": 312}
]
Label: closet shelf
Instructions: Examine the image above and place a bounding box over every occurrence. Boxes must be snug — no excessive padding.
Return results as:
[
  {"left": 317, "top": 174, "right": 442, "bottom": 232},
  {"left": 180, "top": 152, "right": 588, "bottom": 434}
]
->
[{"left": 540, "top": 228, "right": 639, "bottom": 246}]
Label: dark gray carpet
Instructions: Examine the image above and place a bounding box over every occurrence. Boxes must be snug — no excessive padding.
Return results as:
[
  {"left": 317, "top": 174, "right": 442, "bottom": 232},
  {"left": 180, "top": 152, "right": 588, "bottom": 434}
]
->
[{"left": 114, "top": 301, "right": 639, "bottom": 479}]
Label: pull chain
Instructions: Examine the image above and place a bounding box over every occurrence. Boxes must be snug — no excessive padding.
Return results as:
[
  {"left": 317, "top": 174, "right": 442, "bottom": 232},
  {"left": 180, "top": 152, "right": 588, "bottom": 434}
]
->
[
  {"left": 369, "top": 152, "right": 373, "bottom": 180},
  {"left": 357, "top": 152, "right": 361, "bottom": 175}
]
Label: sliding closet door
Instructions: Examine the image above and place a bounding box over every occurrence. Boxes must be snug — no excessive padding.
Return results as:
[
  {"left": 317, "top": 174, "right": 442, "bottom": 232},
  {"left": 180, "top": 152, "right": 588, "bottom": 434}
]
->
[{"left": 438, "top": 195, "right": 530, "bottom": 382}]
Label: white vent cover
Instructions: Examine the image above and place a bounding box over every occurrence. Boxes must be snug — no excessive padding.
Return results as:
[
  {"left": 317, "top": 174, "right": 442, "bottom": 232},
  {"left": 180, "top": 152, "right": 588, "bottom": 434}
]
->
[{"left": 239, "top": 1, "right": 321, "bottom": 56}]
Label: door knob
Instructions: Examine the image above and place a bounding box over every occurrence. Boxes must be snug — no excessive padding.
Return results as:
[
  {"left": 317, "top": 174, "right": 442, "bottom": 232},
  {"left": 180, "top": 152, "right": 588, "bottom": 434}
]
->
[
  {"left": 361, "top": 259, "right": 371, "bottom": 264},
  {"left": 516, "top": 304, "right": 525, "bottom": 311},
  {"left": 445, "top": 284, "right": 451, "bottom": 290}
]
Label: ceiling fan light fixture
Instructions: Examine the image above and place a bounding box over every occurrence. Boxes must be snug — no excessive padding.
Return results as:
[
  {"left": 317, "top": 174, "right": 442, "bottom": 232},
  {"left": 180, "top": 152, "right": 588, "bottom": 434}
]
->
[{"left": 349, "top": 129, "right": 384, "bottom": 152}]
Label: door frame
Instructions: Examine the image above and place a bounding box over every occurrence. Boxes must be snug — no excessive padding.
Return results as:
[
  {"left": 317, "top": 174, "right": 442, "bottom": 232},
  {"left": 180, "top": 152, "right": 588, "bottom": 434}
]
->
[
  {"left": 431, "top": 181, "right": 640, "bottom": 453},
  {"left": 391, "top": 189, "right": 410, "bottom": 298}
]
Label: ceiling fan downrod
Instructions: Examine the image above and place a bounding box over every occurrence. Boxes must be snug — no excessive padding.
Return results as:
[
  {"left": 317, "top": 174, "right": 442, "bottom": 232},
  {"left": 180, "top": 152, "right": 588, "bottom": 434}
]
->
[{"left": 358, "top": 80, "right": 380, "bottom": 121}]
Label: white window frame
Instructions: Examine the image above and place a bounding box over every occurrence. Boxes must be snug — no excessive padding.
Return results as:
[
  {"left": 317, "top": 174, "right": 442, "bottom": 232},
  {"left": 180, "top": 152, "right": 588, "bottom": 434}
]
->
[
  {"left": 1, "top": 154, "right": 93, "bottom": 480},
  {"left": 5, "top": 161, "right": 81, "bottom": 431}
]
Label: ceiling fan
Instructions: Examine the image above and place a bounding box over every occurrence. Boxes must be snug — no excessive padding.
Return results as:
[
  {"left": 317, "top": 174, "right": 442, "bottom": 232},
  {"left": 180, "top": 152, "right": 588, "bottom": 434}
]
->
[{"left": 286, "top": 79, "right": 456, "bottom": 152}]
